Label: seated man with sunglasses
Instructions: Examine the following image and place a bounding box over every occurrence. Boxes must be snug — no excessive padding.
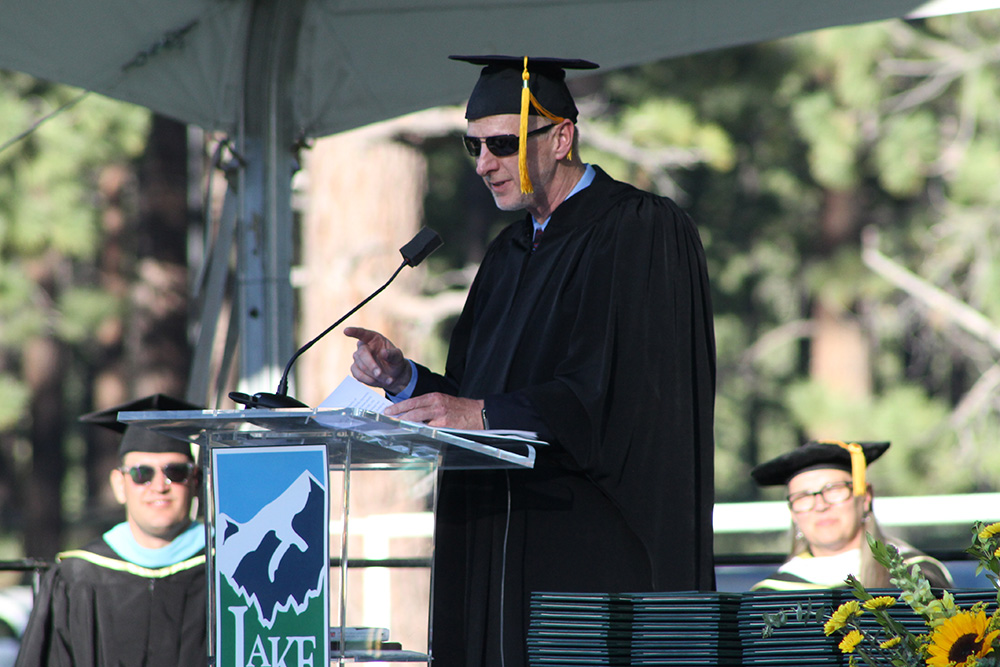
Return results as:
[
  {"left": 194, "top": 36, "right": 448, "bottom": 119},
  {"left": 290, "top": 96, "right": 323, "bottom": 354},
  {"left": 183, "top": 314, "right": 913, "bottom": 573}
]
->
[
  {"left": 346, "top": 55, "right": 716, "bottom": 667},
  {"left": 750, "top": 440, "right": 952, "bottom": 591},
  {"left": 16, "top": 395, "right": 207, "bottom": 667}
]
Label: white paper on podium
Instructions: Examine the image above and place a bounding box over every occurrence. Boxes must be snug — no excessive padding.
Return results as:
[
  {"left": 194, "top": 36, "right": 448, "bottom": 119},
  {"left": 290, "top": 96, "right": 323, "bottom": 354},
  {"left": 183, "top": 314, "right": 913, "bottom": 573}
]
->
[
  {"left": 319, "top": 376, "right": 544, "bottom": 445},
  {"left": 320, "top": 375, "right": 393, "bottom": 412},
  {"left": 314, "top": 376, "right": 404, "bottom": 433}
]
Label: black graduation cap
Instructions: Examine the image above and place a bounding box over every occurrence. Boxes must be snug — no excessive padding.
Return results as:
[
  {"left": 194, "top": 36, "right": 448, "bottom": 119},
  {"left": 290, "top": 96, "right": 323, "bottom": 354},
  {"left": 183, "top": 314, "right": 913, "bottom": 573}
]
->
[
  {"left": 79, "top": 394, "right": 203, "bottom": 459},
  {"left": 751, "top": 440, "right": 890, "bottom": 496},
  {"left": 450, "top": 55, "right": 600, "bottom": 194},
  {"left": 450, "top": 55, "right": 599, "bottom": 122}
]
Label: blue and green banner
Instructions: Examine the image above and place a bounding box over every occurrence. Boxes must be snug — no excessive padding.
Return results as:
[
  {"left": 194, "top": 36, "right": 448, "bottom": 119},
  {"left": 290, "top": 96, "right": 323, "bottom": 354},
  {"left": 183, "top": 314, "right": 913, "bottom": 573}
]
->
[{"left": 212, "top": 445, "right": 330, "bottom": 667}]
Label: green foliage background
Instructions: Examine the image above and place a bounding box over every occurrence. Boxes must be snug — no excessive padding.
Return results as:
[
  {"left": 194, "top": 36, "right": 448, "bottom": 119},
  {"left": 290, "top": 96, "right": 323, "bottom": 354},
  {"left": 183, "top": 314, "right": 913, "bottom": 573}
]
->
[
  {"left": 0, "top": 73, "right": 149, "bottom": 428},
  {"left": 0, "top": 72, "right": 149, "bottom": 556},
  {"left": 2, "top": 10, "right": 999, "bottom": 556}
]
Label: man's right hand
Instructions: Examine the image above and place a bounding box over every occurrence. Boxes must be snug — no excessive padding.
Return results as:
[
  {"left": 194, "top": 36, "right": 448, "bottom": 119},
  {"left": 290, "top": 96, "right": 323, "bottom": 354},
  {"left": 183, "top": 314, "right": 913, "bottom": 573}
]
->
[{"left": 344, "top": 327, "right": 412, "bottom": 395}]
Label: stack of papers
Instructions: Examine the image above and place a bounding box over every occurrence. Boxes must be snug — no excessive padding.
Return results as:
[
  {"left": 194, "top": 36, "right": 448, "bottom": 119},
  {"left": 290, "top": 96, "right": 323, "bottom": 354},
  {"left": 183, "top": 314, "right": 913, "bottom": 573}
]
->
[
  {"left": 527, "top": 591, "right": 744, "bottom": 666},
  {"left": 738, "top": 590, "right": 847, "bottom": 666},
  {"left": 626, "top": 591, "right": 742, "bottom": 665},
  {"left": 527, "top": 592, "right": 632, "bottom": 666}
]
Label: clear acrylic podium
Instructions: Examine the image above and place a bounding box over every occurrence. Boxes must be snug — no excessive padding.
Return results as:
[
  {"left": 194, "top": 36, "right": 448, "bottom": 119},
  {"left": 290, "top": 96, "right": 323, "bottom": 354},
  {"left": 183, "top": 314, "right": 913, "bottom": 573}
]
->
[{"left": 118, "top": 407, "right": 538, "bottom": 666}]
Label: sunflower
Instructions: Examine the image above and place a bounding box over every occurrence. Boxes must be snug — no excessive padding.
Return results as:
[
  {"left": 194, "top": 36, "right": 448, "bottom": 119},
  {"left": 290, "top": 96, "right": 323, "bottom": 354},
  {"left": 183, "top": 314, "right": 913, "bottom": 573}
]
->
[
  {"left": 825, "top": 600, "right": 861, "bottom": 636},
  {"left": 926, "top": 609, "right": 1000, "bottom": 667},
  {"left": 863, "top": 596, "right": 897, "bottom": 611},
  {"left": 839, "top": 629, "right": 863, "bottom": 653},
  {"left": 978, "top": 522, "right": 1000, "bottom": 540}
]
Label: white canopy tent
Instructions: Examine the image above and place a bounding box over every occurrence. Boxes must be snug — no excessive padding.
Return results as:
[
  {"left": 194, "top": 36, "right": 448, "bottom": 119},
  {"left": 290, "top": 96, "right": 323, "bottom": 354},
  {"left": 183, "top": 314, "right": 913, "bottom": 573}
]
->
[{"left": 0, "top": 0, "right": 995, "bottom": 400}]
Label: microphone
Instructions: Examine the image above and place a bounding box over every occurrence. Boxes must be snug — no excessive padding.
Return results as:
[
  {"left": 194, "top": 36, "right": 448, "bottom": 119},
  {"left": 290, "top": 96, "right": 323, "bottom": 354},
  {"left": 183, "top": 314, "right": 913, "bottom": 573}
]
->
[{"left": 230, "top": 227, "right": 443, "bottom": 409}]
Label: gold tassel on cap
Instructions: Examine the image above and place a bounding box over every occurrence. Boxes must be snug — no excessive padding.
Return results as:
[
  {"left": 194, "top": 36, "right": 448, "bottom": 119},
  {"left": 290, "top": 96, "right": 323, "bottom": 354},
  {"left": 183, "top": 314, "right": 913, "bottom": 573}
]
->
[
  {"left": 519, "top": 57, "right": 533, "bottom": 194},
  {"left": 822, "top": 440, "right": 867, "bottom": 496},
  {"left": 517, "top": 56, "right": 575, "bottom": 194}
]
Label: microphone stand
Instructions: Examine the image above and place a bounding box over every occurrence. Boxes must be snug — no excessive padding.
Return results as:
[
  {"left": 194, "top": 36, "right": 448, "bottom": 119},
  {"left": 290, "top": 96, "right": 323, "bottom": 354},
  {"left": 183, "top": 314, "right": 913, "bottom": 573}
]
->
[{"left": 230, "top": 227, "right": 442, "bottom": 409}]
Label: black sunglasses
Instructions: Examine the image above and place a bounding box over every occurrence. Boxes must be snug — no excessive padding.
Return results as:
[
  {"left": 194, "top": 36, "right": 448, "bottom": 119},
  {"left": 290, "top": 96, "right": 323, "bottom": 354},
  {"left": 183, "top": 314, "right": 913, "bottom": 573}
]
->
[
  {"left": 463, "top": 124, "right": 556, "bottom": 158},
  {"left": 119, "top": 462, "right": 196, "bottom": 485}
]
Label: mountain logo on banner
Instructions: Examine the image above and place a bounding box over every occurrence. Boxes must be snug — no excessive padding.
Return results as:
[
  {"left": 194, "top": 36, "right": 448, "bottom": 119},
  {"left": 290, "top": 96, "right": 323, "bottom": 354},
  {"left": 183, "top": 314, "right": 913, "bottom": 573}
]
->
[{"left": 216, "top": 470, "right": 326, "bottom": 628}]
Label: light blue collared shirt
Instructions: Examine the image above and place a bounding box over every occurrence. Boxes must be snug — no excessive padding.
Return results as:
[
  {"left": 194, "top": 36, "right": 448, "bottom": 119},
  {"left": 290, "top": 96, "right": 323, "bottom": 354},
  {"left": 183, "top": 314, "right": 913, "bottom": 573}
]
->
[
  {"left": 532, "top": 163, "right": 596, "bottom": 234},
  {"left": 103, "top": 520, "right": 205, "bottom": 569}
]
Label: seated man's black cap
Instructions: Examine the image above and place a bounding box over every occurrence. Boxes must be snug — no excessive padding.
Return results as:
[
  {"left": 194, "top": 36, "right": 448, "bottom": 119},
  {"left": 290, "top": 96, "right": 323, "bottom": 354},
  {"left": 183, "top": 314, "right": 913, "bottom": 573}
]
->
[
  {"left": 751, "top": 440, "right": 890, "bottom": 487},
  {"left": 450, "top": 55, "right": 598, "bottom": 122},
  {"left": 80, "top": 394, "right": 203, "bottom": 459}
]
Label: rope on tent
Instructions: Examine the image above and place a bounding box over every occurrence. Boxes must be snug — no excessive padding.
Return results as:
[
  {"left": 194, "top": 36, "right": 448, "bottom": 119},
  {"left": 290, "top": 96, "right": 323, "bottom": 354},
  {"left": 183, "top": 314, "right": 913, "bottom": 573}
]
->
[{"left": 0, "top": 90, "right": 89, "bottom": 156}]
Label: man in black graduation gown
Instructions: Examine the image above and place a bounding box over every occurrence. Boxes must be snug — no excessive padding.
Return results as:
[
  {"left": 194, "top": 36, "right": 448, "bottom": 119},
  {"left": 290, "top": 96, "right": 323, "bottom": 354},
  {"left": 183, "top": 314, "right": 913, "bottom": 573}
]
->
[
  {"left": 16, "top": 395, "right": 207, "bottom": 667},
  {"left": 346, "top": 55, "right": 716, "bottom": 667}
]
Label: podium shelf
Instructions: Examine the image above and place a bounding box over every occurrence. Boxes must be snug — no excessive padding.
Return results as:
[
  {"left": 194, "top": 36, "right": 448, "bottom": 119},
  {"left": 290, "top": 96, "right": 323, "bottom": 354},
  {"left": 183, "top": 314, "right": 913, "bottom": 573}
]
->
[{"left": 117, "top": 407, "right": 537, "bottom": 470}]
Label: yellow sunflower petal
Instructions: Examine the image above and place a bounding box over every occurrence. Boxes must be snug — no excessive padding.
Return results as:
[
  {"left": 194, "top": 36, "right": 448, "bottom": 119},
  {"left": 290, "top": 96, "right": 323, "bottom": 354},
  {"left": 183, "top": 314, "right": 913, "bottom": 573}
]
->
[
  {"left": 863, "top": 596, "right": 896, "bottom": 611},
  {"left": 825, "top": 600, "right": 861, "bottom": 635},
  {"left": 978, "top": 522, "right": 1000, "bottom": 540},
  {"left": 839, "top": 629, "right": 863, "bottom": 653}
]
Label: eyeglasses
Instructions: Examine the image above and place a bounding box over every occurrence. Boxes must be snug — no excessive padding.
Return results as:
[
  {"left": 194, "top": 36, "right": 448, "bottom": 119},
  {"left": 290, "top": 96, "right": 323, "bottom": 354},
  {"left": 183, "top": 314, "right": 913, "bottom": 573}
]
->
[
  {"left": 787, "top": 481, "right": 854, "bottom": 513},
  {"left": 119, "top": 462, "right": 196, "bottom": 486},
  {"left": 462, "top": 124, "right": 556, "bottom": 158}
]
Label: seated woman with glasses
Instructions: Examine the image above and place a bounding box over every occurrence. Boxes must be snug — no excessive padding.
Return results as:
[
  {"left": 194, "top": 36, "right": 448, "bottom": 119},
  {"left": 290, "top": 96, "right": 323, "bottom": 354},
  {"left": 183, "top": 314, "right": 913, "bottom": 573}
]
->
[{"left": 749, "top": 440, "right": 953, "bottom": 591}]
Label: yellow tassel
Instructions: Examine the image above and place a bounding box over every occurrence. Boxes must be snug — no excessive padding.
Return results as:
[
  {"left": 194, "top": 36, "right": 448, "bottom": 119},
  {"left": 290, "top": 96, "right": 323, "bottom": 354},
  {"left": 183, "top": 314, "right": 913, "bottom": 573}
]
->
[
  {"left": 525, "top": 87, "right": 572, "bottom": 163},
  {"left": 517, "top": 58, "right": 578, "bottom": 191},
  {"left": 519, "top": 57, "right": 533, "bottom": 194},
  {"left": 822, "top": 440, "right": 867, "bottom": 496}
]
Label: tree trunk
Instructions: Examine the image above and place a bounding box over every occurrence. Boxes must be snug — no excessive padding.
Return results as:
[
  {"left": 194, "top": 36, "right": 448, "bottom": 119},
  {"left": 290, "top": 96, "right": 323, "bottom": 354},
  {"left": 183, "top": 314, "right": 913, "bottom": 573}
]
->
[
  {"left": 129, "top": 115, "right": 191, "bottom": 398},
  {"left": 23, "top": 328, "right": 67, "bottom": 559},
  {"left": 297, "top": 127, "right": 428, "bottom": 405},
  {"left": 809, "top": 188, "right": 871, "bottom": 412},
  {"left": 87, "top": 163, "right": 133, "bottom": 514},
  {"left": 85, "top": 115, "right": 192, "bottom": 530}
]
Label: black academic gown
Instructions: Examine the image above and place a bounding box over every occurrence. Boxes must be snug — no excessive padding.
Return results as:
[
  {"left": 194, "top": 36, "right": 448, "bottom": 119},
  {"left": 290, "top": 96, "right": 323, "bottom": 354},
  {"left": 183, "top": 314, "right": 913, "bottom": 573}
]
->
[
  {"left": 415, "top": 166, "right": 717, "bottom": 667},
  {"left": 15, "top": 538, "right": 207, "bottom": 667}
]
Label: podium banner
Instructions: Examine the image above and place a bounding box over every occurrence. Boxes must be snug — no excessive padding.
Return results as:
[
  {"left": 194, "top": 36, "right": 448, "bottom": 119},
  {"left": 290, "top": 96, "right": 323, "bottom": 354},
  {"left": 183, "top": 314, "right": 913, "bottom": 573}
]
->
[{"left": 212, "top": 444, "right": 331, "bottom": 667}]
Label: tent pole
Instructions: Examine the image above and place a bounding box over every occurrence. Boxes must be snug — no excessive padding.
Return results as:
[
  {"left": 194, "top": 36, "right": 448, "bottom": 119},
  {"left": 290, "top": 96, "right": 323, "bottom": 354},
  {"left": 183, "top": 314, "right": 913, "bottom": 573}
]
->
[{"left": 235, "top": 0, "right": 306, "bottom": 398}]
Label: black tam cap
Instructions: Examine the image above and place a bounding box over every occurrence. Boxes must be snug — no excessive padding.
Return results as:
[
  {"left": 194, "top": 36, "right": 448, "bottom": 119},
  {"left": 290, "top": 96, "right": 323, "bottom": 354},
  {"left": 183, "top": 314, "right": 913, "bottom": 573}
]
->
[
  {"left": 80, "top": 394, "right": 203, "bottom": 459},
  {"left": 450, "top": 55, "right": 598, "bottom": 122},
  {"left": 751, "top": 440, "right": 890, "bottom": 493}
]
